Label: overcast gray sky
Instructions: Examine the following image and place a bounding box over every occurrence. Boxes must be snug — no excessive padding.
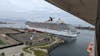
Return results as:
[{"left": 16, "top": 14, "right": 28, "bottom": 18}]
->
[
  {"left": 0, "top": 0, "right": 62, "bottom": 16},
  {"left": 0, "top": 0, "right": 93, "bottom": 27}
]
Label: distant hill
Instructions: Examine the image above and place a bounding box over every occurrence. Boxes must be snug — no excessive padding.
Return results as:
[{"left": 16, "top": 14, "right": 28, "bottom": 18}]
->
[
  {"left": 0, "top": 18, "right": 28, "bottom": 25},
  {"left": 0, "top": 21, "right": 7, "bottom": 24},
  {"left": 0, "top": 18, "right": 27, "bottom": 23},
  {"left": 76, "top": 26, "right": 95, "bottom": 30}
]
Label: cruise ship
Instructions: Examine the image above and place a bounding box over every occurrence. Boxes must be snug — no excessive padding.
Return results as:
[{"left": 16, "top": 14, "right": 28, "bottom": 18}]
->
[{"left": 25, "top": 18, "right": 79, "bottom": 42}]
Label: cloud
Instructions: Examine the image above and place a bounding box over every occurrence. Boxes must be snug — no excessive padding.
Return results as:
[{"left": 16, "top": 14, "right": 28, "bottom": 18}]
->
[
  {"left": 0, "top": 0, "right": 64, "bottom": 12},
  {"left": 0, "top": 0, "right": 66, "bottom": 19}
]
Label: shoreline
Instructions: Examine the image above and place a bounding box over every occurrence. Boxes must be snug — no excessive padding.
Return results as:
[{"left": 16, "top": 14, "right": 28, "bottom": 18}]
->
[
  {"left": 47, "top": 41, "right": 64, "bottom": 56},
  {"left": 22, "top": 37, "right": 64, "bottom": 56}
]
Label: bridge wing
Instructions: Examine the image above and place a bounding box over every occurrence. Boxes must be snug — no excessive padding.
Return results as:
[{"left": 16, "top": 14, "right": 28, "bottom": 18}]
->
[{"left": 46, "top": 0, "right": 97, "bottom": 25}]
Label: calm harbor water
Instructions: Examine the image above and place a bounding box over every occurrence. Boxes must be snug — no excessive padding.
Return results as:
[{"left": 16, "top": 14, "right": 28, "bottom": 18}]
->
[{"left": 50, "top": 29, "right": 95, "bottom": 56}]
